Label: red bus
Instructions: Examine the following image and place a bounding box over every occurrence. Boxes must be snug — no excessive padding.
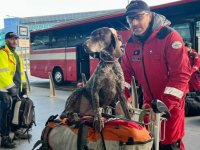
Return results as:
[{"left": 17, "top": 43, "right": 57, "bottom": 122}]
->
[
  {"left": 30, "top": 0, "right": 200, "bottom": 85},
  {"left": 30, "top": 10, "right": 130, "bottom": 85}
]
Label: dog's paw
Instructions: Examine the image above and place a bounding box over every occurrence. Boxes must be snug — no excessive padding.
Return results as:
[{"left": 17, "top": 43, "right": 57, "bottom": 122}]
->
[{"left": 93, "top": 114, "right": 104, "bottom": 132}]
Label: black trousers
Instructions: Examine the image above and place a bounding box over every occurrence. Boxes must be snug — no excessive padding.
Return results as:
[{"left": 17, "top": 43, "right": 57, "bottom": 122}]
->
[
  {"left": 0, "top": 92, "right": 12, "bottom": 136},
  {"left": 159, "top": 140, "right": 181, "bottom": 150}
]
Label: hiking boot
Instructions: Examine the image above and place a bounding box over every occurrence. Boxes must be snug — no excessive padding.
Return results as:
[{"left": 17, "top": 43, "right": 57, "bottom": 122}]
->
[
  {"left": 14, "top": 130, "right": 32, "bottom": 140},
  {"left": 1, "top": 136, "right": 16, "bottom": 149}
]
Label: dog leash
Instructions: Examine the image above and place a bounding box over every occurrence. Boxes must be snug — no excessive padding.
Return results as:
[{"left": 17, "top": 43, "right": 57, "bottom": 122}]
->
[{"left": 100, "top": 130, "right": 107, "bottom": 150}]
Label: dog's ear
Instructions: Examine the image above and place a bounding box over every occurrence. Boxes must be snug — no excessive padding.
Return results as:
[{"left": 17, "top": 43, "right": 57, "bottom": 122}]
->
[{"left": 110, "top": 33, "right": 116, "bottom": 50}]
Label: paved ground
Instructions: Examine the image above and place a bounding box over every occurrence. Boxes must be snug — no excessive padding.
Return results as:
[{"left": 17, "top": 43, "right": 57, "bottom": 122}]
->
[{"left": 0, "top": 76, "right": 200, "bottom": 150}]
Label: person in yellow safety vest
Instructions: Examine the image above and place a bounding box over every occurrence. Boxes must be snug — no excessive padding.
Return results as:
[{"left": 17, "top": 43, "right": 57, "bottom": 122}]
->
[{"left": 0, "top": 32, "right": 30, "bottom": 149}]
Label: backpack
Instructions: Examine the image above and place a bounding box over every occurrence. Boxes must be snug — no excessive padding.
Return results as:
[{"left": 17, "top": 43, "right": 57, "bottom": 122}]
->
[{"left": 12, "top": 96, "right": 36, "bottom": 130}]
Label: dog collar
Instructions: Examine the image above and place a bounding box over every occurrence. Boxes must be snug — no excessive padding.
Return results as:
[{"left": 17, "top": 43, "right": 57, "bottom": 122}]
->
[{"left": 99, "top": 52, "right": 118, "bottom": 63}]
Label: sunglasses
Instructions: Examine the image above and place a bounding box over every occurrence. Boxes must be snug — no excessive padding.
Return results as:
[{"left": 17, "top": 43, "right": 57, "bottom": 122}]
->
[{"left": 127, "top": 13, "right": 149, "bottom": 21}]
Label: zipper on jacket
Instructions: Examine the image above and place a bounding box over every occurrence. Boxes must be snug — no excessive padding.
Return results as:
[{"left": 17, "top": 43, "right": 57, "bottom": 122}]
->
[{"left": 141, "top": 44, "right": 154, "bottom": 99}]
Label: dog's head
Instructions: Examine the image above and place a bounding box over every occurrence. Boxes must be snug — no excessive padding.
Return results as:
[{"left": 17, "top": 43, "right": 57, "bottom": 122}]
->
[{"left": 83, "top": 27, "right": 123, "bottom": 58}]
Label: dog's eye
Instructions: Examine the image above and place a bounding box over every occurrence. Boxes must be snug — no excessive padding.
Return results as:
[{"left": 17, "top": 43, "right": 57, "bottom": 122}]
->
[
  {"left": 117, "top": 35, "right": 122, "bottom": 42},
  {"left": 120, "top": 44, "right": 125, "bottom": 52}
]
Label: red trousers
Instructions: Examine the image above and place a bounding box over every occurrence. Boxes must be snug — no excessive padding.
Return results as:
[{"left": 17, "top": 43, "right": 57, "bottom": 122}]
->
[{"left": 144, "top": 99, "right": 185, "bottom": 150}]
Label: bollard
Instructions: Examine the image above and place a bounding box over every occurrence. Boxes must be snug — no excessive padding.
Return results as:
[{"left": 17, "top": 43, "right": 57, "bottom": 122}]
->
[
  {"left": 48, "top": 72, "right": 56, "bottom": 98},
  {"left": 25, "top": 71, "right": 31, "bottom": 93},
  {"left": 131, "top": 76, "right": 139, "bottom": 108}
]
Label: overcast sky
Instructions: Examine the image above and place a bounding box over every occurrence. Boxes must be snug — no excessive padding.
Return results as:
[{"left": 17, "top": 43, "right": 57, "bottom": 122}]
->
[{"left": 0, "top": 0, "right": 178, "bottom": 28}]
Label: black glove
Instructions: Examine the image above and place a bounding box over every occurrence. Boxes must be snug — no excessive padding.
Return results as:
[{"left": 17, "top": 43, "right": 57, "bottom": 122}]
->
[
  {"left": 0, "top": 92, "right": 12, "bottom": 104},
  {"left": 21, "top": 83, "right": 27, "bottom": 96},
  {"left": 196, "top": 69, "right": 200, "bottom": 74},
  {"left": 7, "top": 86, "right": 18, "bottom": 97}
]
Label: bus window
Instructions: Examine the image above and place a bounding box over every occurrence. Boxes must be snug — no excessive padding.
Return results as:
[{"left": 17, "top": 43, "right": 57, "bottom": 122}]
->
[
  {"left": 67, "top": 32, "right": 89, "bottom": 47},
  {"left": 173, "top": 23, "right": 192, "bottom": 43},
  {"left": 31, "top": 32, "right": 50, "bottom": 50},
  {"left": 51, "top": 30, "right": 67, "bottom": 48},
  {"left": 108, "top": 19, "right": 129, "bottom": 31},
  {"left": 196, "top": 21, "right": 200, "bottom": 52}
]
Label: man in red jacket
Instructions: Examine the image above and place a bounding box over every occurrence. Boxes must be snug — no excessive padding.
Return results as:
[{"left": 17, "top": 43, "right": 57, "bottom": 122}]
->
[
  {"left": 185, "top": 42, "right": 200, "bottom": 91},
  {"left": 122, "top": 1, "right": 191, "bottom": 149}
]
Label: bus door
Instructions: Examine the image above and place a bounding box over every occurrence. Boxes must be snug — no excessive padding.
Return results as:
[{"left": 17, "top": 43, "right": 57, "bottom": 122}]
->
[{"left": 76, "top": 45, "right": 90, "bottom": 81}]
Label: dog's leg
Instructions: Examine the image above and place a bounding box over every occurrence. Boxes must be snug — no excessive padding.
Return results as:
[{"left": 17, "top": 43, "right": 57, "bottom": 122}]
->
[
  {"left": 115, "top": 86, "right": 131, "bottom": 120},
  {"left": 119, "top": 94, "right": 131, "bottom": 120},
  {"left": 91, "top": 79, "right": 104, "bottom": 132}
]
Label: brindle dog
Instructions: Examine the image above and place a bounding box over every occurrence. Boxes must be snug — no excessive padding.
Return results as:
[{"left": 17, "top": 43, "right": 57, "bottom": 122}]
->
[{"left": 61, "top": 27, "right": 131, "bottom": 131}]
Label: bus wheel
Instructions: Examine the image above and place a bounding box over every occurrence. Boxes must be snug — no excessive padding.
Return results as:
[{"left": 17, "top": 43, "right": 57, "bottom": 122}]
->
[{"left": 53, "top": 68, "right": 64, "bottom": 85}]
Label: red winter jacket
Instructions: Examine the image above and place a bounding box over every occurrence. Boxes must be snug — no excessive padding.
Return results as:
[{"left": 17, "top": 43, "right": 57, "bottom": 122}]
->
[
  {"left": 122, "top": 13, "right": 191, "bottom": 111},
  {"left": 188, "top": 49, "right": 200, "bottom": 74},
  {"left": 188, "top": 49, "right": 200, "bottom": 91}
]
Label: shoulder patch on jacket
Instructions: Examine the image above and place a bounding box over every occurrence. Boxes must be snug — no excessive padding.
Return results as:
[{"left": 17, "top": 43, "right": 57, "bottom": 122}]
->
[
  {"left": 172, "top": 41, "right": 182, "bottom": 49},
  {"left": 156, "top": 26, "right": 174, "bottom": 39}
]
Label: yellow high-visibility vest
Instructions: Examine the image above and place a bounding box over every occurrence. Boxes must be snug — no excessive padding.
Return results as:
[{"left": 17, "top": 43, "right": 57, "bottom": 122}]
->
[{"left": 0, "top": 45, "right": 26, "bottom": 92}]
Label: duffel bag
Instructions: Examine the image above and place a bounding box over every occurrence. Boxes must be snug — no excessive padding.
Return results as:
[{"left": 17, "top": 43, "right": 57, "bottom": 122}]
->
[
  {"left": 87, "top": 119, "right": 153, "bottom": 150},
  {"left": 33, "top": 115, "right": 153, "bottom": 150},
  {"left": 12, "top": 95, "right": 36, "bottom": 129}
]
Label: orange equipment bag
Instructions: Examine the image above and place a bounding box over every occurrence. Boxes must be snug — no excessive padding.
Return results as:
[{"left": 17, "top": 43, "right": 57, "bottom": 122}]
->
[{"left": 33, "top": 115, "right": 153, "bottom": 150}]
